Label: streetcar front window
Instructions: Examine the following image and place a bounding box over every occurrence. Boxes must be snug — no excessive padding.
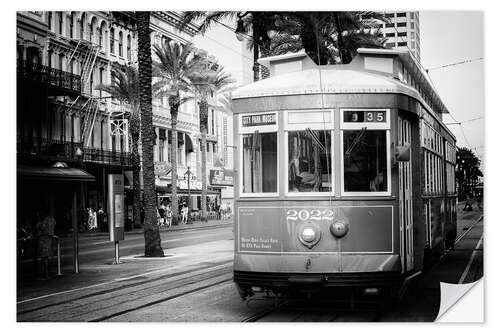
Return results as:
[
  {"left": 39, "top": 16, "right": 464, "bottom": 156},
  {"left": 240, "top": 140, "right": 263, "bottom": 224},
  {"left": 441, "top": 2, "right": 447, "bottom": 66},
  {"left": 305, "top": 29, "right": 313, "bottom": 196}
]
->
[
  {"left": 242, "top": 132, "right": 277, "bottom": 193},
  {"left": 343, "top": 130, "right": 388, "bottom": 192},
  {"left": 288, "top": 130, "right": 332, "bottom": 192}
]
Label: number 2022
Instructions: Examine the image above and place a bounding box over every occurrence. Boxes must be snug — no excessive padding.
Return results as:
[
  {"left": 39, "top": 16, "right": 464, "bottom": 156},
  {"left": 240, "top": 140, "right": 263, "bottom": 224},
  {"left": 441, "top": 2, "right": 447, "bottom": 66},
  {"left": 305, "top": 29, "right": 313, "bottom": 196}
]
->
[{"left": 286, "top": 209, "right": 334, "bottom": 221}]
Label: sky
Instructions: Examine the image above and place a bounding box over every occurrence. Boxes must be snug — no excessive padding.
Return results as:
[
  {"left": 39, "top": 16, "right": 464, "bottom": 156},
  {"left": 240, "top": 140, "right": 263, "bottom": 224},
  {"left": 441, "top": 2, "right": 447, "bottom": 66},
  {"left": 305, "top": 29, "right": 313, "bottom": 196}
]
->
[{"left": 419, "top": 11, "right": 485, "bottom": 163}]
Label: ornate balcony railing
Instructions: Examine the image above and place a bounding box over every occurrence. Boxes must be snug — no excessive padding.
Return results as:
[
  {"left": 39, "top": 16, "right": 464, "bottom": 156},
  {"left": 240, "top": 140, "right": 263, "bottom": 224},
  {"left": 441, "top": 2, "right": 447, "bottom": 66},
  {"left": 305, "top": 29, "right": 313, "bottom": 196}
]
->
[
  {"left": 17, "top": 137, "right": 83, "bottom": 161},
  {"left": 17, "top": 61, "right": 81, "bottom": 94},
  {"left": 17, "top": 137, "right": 131, "bottom": 167},
  {"left": 83, "top": 147, "right": 131, "bottom": 167}
]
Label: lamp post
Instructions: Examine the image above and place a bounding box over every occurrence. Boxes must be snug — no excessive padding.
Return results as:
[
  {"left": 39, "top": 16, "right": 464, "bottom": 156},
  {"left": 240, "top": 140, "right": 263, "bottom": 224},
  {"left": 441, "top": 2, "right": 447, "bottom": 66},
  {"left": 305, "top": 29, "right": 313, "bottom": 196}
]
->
[{"left": 184, "top": 166, "right": 192, "bottom": 224}]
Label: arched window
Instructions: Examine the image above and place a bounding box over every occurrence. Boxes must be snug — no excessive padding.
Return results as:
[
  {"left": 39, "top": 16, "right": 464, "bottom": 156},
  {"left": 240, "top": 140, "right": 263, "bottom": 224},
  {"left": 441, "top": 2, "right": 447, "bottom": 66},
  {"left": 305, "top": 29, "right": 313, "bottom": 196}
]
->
[
  {"left": 58, "top": 12, "right": 63, "bottom": 35},
  {"left": 80, "top": 13, "right": 85, "bottom": 40},
  {"left": 110, "top": 27, "right": 115, "bottom": 54},
  {"left": 99, "top": 23, "right": 105, "bottom": 49},
  {"left": 118, "top": 31, "right": 123, "bottom": 57},
  {"left": 127, "top": 34, "right": 131, "bottom": 60}
]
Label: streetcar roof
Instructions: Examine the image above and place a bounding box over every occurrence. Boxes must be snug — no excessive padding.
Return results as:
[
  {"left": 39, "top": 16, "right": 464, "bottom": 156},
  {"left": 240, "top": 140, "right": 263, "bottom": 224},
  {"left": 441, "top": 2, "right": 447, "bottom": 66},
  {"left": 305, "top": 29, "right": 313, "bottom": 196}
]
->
[{"left": 232, "top": 49, "right": 449, "bottom": 117}]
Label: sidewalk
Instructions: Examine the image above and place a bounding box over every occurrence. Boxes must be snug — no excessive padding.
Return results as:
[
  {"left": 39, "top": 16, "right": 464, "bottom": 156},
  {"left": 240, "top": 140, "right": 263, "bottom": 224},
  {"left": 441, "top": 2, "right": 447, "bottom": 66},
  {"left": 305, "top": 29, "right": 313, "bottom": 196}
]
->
[
  {"left": 17, "top": 238, "right": 234, "bottom": 303},
  {"left": 66, "top": 218, "right": 233, "bottom": 240}
]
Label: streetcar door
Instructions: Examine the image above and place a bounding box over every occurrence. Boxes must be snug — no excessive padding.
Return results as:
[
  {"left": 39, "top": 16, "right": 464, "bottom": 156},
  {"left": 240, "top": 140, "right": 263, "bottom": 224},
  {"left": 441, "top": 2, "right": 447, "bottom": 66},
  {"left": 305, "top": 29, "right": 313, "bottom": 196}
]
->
[{"left": 398, "top": 117, "right": 414, "bottom": 272}]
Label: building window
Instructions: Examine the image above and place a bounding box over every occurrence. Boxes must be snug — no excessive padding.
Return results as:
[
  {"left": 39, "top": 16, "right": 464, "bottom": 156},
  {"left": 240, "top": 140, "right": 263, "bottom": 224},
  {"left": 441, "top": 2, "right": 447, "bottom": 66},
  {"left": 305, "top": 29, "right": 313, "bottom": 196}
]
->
[
  {"left": 159, "top": 128, "right": 166, "bottom": 162},
  {"left": 410, "top": 22, "right": 415, "bottom": 29},
  {"left": 119, "top": 32, "right": 123, "bottom": 57},
  {"left": 386, "top": 23, "right": 394, "bottom": 28},
  {"left": 98, "top": 27, "right": 103, "bottom": 48},
  {"left": 127, "top": 34, "right": 131, "bottom": 60},
  {"left": 80, "top": 13, "right": 85, "bottom": 39},
  {"left": 397, "top": 22, "right": 407, "bottom": 27},
  {"left": 386, "top": 42, "right": 395, "bottom": 47},
  {"left": 58, "top": 53, "right": 64, "bottom": 71},
  {"left": 410, "top": 12, "right": 415, "bottom": 19},
  {"left": 385, "top": 32, "right": 395, "bottom": 37},
  {"left": 399, "top": 32, "right": 407, "bottom": 37},
  {"left": 48, "top": 12, "right": 52, "bottom": 30},
  {"left": 397, "top": 12, "right": 406, "bottom": 17},
  {"left": 242, "top": 132, "right": 278, "bottom": 193},
  {"left": 110, "top": 27, "right": 115, "bottom": 54},
  {"left": 211, "top": 109, "right": 215, "bottom": 135},
  {"left": 99, "top": 68, "right": 104, "bottom": 97},
  {"left": 69, "top": 13, "right": 74, "bottom": 38},
  {"left": 48, "top": 50, "right": 53, "bottom": 68},
  {"left": 58, "top": 12, "right": 63, "bottom": 35},
  {"left": 397, "top": 42, "right": 407, "bottom": 47}
]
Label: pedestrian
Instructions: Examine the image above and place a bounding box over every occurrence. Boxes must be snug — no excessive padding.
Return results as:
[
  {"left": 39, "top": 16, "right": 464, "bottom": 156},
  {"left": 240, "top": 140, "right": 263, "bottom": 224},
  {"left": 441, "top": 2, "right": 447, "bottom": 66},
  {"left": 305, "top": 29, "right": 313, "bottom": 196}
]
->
[
  {"left": 97, "top": 207, "right": 106, "bottom": 232},
  {"left": 158, "top": 201, "right": 166, "bottom": 226},
  {"left": 165, "top": 203, "right": 172, "bottom": 228},
  {"left": 87, "top": 207, "right": 97, "bottom": 231},
  {"left": 476, "top": 191, "right": 483, "bottom": 210},
  {"left": 463, "top": 193, "right": 473, "bottom": 211},
  {"left": 181, "top": 203, "right": 189, "bottom": 224},
  {"left": 36, "top": 209, "right": 56, "bottom": 279}
]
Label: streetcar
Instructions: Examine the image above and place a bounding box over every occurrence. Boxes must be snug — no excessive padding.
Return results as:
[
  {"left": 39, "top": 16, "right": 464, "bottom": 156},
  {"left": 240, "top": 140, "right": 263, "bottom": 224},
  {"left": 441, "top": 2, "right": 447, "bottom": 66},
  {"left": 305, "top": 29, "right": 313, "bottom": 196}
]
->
[{"left": 231, "top": 48, "right": 457, "bottom": 300}]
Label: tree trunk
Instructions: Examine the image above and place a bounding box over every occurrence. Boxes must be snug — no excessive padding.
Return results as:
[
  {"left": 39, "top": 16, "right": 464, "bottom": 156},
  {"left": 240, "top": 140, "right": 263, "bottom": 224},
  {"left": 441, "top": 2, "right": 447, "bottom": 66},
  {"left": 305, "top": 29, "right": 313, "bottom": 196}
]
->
[
  {"left": 252, "top": 27, "right": 260, "bottom": 82},
  {"left": 137, "top": 11, "right": 163, "bottom": 257},
  {"left": 130, "top": 109, "right": 142, "bottom": 228},
  {"left": 168, "top": 95, "right": 179, "bottom": 225},
  {"left": 199, "top": 97, "right": 208, "bottom": 222}
]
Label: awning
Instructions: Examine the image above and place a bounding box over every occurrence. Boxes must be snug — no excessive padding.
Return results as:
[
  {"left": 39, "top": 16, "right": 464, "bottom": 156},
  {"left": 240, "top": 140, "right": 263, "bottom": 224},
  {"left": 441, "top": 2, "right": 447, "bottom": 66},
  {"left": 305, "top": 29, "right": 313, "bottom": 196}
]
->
[
  {"left": 156, "top": 185, "right": 220, "bottom": 195},
  {"left": 17, "top": 165, "right": 95, "bottom": 182}
]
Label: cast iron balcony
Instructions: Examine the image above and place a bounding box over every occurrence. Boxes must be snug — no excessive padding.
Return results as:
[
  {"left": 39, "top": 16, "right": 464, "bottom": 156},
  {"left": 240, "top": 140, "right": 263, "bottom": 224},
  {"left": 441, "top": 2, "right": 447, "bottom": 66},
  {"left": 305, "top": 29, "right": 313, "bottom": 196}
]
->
[
  {"left": 83, "top": 147, "right": 131, "bottom": 167},
  {"left": 17, "top": 60, "right": 81, "bottom": 94}
]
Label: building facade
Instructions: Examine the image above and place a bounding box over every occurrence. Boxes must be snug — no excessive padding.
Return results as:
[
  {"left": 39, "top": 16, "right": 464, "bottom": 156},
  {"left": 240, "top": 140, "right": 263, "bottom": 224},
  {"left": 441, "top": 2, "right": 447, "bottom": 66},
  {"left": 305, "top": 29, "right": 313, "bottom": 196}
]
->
[{"left": 380, "top": 11, "right": 421, "bottom": 62}]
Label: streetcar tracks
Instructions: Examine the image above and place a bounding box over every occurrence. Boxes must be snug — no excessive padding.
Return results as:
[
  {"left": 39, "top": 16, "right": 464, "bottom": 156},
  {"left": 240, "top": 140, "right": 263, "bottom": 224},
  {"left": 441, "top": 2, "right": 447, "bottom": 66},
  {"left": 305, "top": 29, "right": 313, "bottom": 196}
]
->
[
  {"left": 17, "top": 261, "right": 233, "bottom": 320},
  {"left": 90, "top": 276, "right": 233, "bottom": 322}
]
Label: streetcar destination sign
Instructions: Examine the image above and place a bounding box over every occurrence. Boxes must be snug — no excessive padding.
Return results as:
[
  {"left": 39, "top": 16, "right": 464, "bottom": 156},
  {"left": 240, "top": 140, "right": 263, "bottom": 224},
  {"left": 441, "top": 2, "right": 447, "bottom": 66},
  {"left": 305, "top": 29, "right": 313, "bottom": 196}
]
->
[{"left": 242, "top": 113, "right": 276, "bottom": 127}]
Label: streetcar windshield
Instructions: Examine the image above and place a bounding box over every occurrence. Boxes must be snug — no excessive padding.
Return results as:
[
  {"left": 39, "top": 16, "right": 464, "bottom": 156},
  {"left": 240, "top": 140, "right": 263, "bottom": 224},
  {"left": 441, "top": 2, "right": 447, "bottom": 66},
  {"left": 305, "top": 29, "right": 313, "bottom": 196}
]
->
[
  {"left": 343, "top": 130, "right": 388, "bottom": 192},
  {"left": 288, "top": 130, "right": 332, "bottom": 192},
  {"left": 242, "top": 132, "right": 277, "bottom": 193}
]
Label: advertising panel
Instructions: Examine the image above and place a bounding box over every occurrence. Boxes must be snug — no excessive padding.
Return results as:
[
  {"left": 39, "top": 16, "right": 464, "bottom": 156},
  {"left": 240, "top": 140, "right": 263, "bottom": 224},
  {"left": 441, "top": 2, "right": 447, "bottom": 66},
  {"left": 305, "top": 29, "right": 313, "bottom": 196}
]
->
[
  {"left": 108, "top": 174, "right": 125, "bottom": 242},
  {"left": 237, "top": 205, "right": 393, "bottom": 253},
  {"left": 210, "top": 169, "right": 234, "bottom": 186}
]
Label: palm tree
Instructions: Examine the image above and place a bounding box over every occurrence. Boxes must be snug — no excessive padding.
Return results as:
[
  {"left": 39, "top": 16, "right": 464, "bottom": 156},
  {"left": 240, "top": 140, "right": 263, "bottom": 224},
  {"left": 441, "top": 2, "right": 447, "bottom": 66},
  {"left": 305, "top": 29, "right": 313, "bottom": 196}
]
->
[
  {"left": 96, "top": 65, "right": 142, "bottom": 231},
  {"left": 181, "top": 11, "right": 387, "bottom": 70},
  {"left": 188, "top": 54, "right": 235, "bottom": 221},
  {"left": 152, "top": 41, "right": 200, "bottom": 224},
  {"left": 136, "top": 11, "right": 164, "bottom": 257},
  {"left": 180, "top": 11, "right": 279, "bottom": 81}
]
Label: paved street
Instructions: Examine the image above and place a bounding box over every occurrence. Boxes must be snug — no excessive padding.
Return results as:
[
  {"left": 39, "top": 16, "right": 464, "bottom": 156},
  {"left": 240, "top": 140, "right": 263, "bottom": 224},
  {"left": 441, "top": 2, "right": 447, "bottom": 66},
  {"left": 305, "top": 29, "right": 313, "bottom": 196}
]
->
[{"left": 17, "top": 207, "right": 483, "bottom": 322}]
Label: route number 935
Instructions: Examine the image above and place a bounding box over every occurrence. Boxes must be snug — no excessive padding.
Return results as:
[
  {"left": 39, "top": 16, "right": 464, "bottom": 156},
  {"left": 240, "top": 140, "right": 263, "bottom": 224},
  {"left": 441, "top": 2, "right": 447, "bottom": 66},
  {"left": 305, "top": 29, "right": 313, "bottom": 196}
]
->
[{"left": 286, "top": 209, "right": 335, "bottom": 221}]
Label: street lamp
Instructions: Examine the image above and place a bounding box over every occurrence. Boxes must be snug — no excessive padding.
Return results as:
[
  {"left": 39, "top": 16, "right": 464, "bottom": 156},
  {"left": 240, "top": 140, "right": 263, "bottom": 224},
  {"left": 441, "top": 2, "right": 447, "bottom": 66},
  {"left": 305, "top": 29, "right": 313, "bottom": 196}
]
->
[{"left": 184, "top": 166, "right": 192, "bottom": 224}]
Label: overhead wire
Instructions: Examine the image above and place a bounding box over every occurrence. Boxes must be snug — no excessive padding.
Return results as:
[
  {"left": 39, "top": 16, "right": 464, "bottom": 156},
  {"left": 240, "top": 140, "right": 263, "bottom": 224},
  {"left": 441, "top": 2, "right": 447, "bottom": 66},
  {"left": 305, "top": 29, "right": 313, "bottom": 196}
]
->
[{"left": 391, "top": 18, "right": 477, "bottom": 151}]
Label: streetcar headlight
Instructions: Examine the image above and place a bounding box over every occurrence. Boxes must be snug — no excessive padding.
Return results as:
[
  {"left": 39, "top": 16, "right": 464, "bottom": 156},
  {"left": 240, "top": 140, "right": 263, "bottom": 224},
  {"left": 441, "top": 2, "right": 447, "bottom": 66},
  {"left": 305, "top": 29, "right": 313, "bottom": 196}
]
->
[
  {"left": 300, "top": 227, "right": 317, "bottom": 243},
  {"left": 330, "top": 220, "right": 349, "bottom": 238}
]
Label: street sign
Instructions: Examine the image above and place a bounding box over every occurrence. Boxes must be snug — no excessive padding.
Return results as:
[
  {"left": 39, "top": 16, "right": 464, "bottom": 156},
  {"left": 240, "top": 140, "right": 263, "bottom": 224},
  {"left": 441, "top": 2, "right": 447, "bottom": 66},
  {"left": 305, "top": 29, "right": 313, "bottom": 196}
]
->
[{"left": 210, "top": 169, "right": 234, "bottom": 186}]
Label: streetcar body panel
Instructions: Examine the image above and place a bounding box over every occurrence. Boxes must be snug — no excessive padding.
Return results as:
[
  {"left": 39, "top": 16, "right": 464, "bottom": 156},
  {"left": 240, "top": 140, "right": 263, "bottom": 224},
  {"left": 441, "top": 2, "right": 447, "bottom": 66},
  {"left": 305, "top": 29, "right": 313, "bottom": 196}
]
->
[{"left": 231, "top": 49, "right": 457, "bottom": 295}]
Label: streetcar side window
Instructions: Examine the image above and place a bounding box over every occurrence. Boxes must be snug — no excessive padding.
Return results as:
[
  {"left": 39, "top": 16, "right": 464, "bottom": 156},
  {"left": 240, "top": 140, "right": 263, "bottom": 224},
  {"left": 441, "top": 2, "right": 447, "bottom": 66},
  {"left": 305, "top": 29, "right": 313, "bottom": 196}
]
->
[
  {"left": 343, "top": 130, "right": 388, "bottom": 192},
  {"left": 242, "top": 132, "right": 277, "bottom": 193},
  {"left": 287, "top": 130, "right": 332, "bottom": 192}
]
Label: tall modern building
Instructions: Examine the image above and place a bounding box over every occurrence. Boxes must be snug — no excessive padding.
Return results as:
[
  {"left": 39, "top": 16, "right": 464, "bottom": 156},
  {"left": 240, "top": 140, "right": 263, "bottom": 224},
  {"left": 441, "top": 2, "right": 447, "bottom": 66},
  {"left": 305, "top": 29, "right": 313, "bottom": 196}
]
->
[{"left": 380, "top": 11, "right": 421, "bottom": 62}]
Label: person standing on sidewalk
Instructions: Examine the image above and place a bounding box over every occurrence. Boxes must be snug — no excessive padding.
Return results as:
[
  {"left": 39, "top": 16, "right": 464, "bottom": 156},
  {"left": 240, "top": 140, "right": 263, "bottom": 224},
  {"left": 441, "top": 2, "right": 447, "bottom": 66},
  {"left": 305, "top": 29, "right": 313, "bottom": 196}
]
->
[
  {"left": 181, "top": 203, "right": 189, "bottom": 224},
  {"left": 36, "top": 209, "right": 56, "bottom": 279},
  {"left": 463, "top": 193, "right": 473, "bottom": 211},
  {"left": 165, "top": 203, "right": 172, "bottom": 228}
]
